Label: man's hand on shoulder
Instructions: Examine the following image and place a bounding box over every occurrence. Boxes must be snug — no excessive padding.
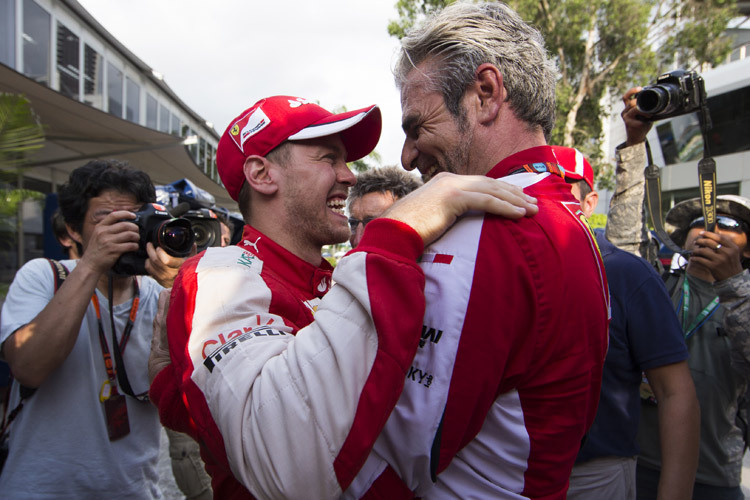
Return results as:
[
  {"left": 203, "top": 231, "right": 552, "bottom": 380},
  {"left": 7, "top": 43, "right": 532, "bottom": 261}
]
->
[{"left": 381, "top": 172, "right": 538, "bottom": 246}]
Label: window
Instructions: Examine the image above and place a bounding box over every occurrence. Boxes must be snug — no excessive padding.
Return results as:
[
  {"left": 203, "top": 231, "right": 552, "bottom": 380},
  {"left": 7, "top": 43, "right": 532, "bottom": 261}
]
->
[
  {"left": 0, "top": 0, "right": 15, "bottom": 67},
  {"left": 146, "top": 93, "right": 158, "bottom": 129},
  {"left": 107, "top": 62, "right": 123, "bottom": 117},
  {"left": 22, "top": 0, "right": 51, "bottom": 85},
  {"left": 656, "top": 85, "right": 750, "bottom": 165},
  {"left": 158, "top": 104, "right": 170, "bottom": 133},
  {"left": 199, "top": 138, "right": 206, "bottom": 171},
  {"left": 171, "top": 116, "right": 181, "bottom": 136},
  {"left": 704, "top": 86, "right": 750, "bottom": 157},
  {"left": 125, "top": 77, "right": 140, "bottom": 123},
  {"left": 83, "top": 45, "right": 103, "bottom": 108},
  {"left": 56, "top": 22, "right": 80, "bottom": 100},
  {"left": 206, "top": 144, "right": 214, "bottom": 175}
]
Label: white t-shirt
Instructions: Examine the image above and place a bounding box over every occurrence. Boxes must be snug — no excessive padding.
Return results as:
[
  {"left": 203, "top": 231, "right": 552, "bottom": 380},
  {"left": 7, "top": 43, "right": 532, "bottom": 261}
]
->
[{"left": 0, "top": 258, "right": 163, "bottom": 499}]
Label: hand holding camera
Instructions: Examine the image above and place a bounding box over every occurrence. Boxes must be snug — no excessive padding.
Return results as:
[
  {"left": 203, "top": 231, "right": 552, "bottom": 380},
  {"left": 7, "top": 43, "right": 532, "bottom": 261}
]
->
[
  {"left": 636, "top": 69, "right": 705, "bottom": 121},
  {"left": 111, "top": 203, "right": 223, "bottom": 278},
  {"left": 77, "top": 210, "right": 141, "bottom": 277}
]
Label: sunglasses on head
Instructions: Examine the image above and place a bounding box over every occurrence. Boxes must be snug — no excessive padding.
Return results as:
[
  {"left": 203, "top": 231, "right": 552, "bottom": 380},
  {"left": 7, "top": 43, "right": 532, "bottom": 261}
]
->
[
  {"left": 688, "top": 215, "right": 747, "bottom": 233},
  {"left": 348, "top": 216, "right": 376, "bottom": 231}
]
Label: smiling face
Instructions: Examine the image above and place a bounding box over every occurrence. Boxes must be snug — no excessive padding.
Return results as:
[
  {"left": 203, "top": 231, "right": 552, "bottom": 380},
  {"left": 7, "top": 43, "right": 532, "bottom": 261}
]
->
[
  {"left": 275, "top": 134, "right": 356, "bottom": 253},
  {"left": 400, "top": 64, "right": 476, "bottom": 182}
]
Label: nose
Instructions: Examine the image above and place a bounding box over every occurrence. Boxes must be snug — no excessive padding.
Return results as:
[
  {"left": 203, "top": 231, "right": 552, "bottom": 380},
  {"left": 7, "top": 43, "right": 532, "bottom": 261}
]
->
[
  {"left": 350, "top": 222, "right": 365, "bottom": 249},
  {"left": 401, "top": 137, "right": 418, "bottom": 171},
  {"left": 337, "top": 162, "right": 356, "bottom": 187}
]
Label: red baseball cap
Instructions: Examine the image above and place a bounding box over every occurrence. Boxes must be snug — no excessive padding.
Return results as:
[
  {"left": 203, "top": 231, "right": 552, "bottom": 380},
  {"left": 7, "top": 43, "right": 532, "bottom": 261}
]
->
[
  {"left": 551, "top": 146, "right": 594, "bottom": 191},
  {"left": 216, "top": 96, "right": 382, "bottom": 201}
]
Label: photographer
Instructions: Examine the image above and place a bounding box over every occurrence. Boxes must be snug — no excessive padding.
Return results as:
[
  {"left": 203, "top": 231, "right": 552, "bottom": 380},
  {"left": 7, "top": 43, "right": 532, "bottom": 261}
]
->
[
  {"left": 0, "top": 160, "right": 188, "bottom": 499},
  {"left": 608, "top": 88, "right": 750, "bottom": 500}
]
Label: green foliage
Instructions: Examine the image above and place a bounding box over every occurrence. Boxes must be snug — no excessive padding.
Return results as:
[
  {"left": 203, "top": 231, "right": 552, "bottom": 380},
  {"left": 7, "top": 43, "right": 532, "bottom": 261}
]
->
[
  {"left": 388, "top": 0, "right": 454, "bottom": 39},
  {"left": 387, "top": 0, "right": 737, "bottom": 190},
  {"left": 0, "top": 94, "right": 46, "bottom": 267},
  {"left": 587, "top": 212, "right": 607, "bottom": 229},
  {"left": 0, "top": 93, "right": 44, "bottom": 170}
]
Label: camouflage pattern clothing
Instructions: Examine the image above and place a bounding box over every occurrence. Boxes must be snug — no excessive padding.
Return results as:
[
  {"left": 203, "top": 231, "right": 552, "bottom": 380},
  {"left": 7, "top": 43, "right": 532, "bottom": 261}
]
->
[
  {"left": 608, "top": 141, "right": 750, "bottom": 488},
  {"left": 637, "top": 269, "right": 750, "bottom": 487},
  {"left": 605, "top": 143, "right": 658, "bottom": 265}
]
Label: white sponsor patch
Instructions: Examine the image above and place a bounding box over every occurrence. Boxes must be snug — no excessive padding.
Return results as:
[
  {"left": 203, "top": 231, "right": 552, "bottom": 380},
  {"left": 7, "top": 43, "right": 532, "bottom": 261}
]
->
[{"left": 240, "top": 108, "right": 271, "bottom": 148}]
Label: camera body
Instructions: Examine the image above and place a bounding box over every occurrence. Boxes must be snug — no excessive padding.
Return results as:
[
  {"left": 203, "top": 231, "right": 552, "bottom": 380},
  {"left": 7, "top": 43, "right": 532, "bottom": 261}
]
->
[
  {"left": 182, "top": 208, "right": 223, "bottom": 253},
  {"left": 112, "top": 203, "right": 195, "bottom": 276},
  {"left": 636, "top": 69, "right": 706, "bottom": 121}
]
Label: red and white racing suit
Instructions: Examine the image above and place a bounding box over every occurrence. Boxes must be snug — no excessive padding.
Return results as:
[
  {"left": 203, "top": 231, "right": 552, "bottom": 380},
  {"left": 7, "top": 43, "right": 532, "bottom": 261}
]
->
[
  {"left": 152, "top": 145, "right": 609, "bottom": 499},
  {"left": 150, "top": 221, "right": 427, "bottom": 499},
  {"left": 346, "top": 146, "right": 610, "bottom": 499}
]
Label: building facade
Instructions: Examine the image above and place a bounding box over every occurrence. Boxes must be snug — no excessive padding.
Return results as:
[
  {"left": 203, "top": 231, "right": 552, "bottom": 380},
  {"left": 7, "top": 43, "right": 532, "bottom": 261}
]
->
[{"left": 0, "top": 0, "right": 233, "bottom": 281}]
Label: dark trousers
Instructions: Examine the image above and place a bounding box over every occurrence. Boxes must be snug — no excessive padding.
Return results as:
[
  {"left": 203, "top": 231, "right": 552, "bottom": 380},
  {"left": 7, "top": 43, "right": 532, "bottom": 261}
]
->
[{"left": 636, "top": 462, "right": 744, "bottom": 500}]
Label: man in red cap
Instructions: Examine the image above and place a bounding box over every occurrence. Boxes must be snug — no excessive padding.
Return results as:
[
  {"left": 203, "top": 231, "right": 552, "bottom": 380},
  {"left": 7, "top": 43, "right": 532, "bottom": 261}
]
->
[
  {"left": 148, "top": 95, "right": 538, "bottom": 499},
  {"left": 556, "top": 145, "right": 700, "bottom": 500}
]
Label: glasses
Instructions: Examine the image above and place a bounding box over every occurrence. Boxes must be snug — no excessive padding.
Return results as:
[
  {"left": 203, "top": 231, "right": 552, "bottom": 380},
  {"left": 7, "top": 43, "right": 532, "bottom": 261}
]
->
[
  {"left": 348, "top": 216, "right": 376, "bottom": 231},
  {"left": 688, "top": 215, "right": 747, "bottom": 233}
]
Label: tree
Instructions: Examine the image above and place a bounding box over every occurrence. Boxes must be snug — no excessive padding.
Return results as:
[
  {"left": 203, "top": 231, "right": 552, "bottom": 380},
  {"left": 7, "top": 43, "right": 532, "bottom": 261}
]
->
[
  {"left": 0, "top": 93, "right": 45, "bottom": 273},
  {"left": 387, "top": 0, "right": 738, "bottom": 190}
]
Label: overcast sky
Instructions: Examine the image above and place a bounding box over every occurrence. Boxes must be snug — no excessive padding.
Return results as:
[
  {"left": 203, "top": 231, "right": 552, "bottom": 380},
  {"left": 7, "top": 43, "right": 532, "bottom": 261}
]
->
[{"left": 77, "top": 0, "right": 407, "bottom": 167}]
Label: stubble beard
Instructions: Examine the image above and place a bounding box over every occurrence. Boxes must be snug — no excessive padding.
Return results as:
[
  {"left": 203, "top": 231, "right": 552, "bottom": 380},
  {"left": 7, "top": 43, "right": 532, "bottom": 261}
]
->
[{"left": 283, "top": 185, "right": 349, "bottom": 252}]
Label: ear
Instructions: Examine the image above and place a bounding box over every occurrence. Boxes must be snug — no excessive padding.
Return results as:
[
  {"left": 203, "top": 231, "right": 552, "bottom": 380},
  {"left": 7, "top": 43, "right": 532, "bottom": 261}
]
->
[
  {"left": 243, "top": 156, "right": 278, "bottom": 196},
  {"left": 66, "top": 223, "right": 83, "bottom": 246},
  {"left": 581, "top": 190, "right": 599, "bottom": 219},
  {"left": 468, "top": 63, "right": 505, "bottom": 125}
]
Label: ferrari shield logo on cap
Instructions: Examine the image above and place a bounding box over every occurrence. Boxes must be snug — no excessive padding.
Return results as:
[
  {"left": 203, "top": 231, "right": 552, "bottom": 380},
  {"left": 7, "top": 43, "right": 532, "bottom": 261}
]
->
[{"left": 228, "top": 107, "right": 271, "bottom": 151}]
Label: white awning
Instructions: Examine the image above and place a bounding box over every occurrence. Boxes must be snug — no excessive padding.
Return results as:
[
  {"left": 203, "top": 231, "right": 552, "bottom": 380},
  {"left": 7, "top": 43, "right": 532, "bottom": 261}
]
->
[{"left": 0, "top": 63, "right": 236, "bottom": 210}]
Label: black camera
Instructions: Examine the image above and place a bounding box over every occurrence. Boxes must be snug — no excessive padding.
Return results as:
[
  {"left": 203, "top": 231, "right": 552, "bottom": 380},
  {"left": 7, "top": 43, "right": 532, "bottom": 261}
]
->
[
  {"left": 636, "top": 69, "right": 706, "bottom": 121},
  {"left": 183, "top": 209, "right": 223, "bottom": 253},
  {"left": 112, "top": 203, "right": 195, "bottom": 276}
]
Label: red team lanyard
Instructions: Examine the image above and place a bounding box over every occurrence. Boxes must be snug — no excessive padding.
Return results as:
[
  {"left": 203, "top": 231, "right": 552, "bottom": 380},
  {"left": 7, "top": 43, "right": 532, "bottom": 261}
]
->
[{"left": 91, "top": 277, "right": 139, "bottom": 402}]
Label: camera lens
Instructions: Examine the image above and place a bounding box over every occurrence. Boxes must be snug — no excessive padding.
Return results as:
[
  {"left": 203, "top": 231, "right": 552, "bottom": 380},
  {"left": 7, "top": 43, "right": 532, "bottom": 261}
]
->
[
  {"left": 192, "top": 221, "right": 216, "bottom": 249},
  {"left": 637, "top": 87, "right": 669, "bottom": 114},
  {"left": 156, "top": 219, "right": 194, "bottom": 256},
  {"left": 637, "top": 84, "right": 682, "bottom": 116}
]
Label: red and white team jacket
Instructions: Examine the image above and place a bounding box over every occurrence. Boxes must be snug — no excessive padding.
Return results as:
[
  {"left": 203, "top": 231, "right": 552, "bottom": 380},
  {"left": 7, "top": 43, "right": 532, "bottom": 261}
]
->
[
  {"left": 345, "top": 146, "right": 610, "bottom": 499},
  {"left": 150, "top": 221, "right": 427, "bottom": 499}
]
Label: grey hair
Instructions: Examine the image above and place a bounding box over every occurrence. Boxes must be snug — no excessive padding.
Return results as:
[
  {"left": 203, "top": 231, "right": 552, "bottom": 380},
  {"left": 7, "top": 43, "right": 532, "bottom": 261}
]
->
[
  {"left": 394, "top": 1, "right": 558, "bottom": 139},
  {"left": 348, "top": 166, "right": 423, "bottom": 210}
]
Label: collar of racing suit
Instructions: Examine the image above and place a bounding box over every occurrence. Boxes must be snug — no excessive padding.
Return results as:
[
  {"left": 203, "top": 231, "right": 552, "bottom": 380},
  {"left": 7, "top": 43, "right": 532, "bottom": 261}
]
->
[{"left": 238, "top": 224, "right": 334, "bottom": 298}]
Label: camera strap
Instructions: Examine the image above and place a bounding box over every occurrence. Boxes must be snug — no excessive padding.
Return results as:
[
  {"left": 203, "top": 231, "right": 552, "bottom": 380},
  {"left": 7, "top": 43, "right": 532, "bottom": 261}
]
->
[
  {"left": 697, "top": 99, "right": 717, "bottom": 233},
  {"left": 644, "top": 141, "right": 684, "bottom": 255},
  {"left": 91, "top": 276, "right": 148, "bottom": 403},
  {"left": 644, "top": 98, "right": 716, "bottom": 254}
]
